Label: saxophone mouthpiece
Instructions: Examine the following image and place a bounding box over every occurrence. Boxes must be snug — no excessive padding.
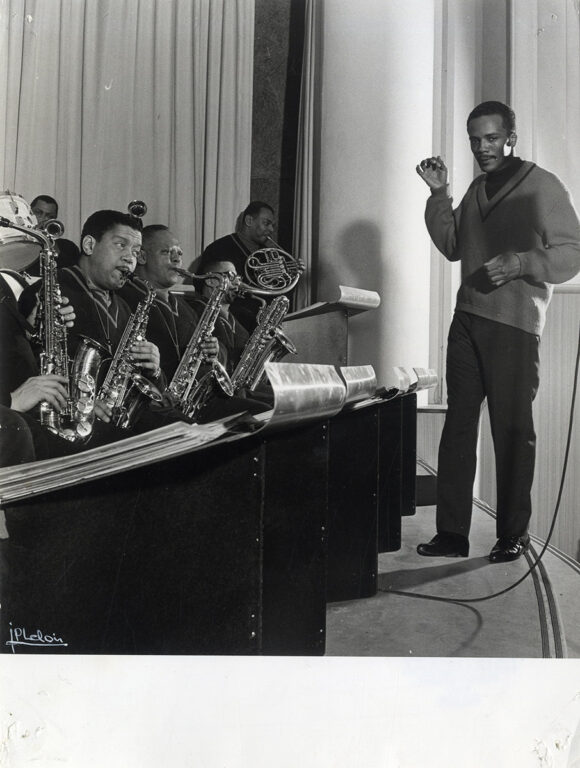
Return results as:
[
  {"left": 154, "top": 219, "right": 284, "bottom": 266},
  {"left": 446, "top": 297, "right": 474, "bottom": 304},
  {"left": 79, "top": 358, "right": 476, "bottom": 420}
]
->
[{"left": 172, "top": 266, "right": 195, "bottom": 280}]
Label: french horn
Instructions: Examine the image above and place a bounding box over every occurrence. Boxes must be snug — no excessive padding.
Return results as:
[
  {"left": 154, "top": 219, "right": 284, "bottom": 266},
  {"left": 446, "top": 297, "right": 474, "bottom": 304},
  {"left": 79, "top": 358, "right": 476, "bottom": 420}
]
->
[{"left": 244, "top": 236, "right": 302, "bottom": 295}]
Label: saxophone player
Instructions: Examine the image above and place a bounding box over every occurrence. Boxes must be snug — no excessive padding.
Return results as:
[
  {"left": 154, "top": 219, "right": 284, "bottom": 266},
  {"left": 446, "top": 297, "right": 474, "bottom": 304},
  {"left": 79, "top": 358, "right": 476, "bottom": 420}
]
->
[
  {"left": 189, "top": 257, "right": 250, "bottom": 376},
  {"left": 187, "top": 257, "right": 273, "bottom": 418},
  {"left": 0, "top": 257, "right": 79, "bottom": 464},
  {"left": 120, "top": 229, "right": 268, "bottom": 422},
  {"left": 19, "top": 209, "right": 163, "bottom": 432},
  {"left": 118, "top": 225, "right": 220, "bottom": 379}
]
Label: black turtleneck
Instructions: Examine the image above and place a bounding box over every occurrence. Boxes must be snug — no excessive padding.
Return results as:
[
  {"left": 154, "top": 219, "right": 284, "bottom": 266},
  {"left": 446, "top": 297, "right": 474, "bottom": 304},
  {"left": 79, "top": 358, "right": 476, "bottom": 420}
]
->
[{"left": 485, "top": 155, "right": 524, "bottom": 199}]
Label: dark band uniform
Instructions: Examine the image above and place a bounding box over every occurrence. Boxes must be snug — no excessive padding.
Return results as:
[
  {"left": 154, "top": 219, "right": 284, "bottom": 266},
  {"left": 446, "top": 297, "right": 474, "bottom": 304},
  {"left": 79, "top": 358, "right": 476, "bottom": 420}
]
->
[
  {"left": 0, "top": 271, "right": 81, "bottom": 464},
  {"left": 55, "top": 265, "right": 134, "bottom": 360},
  {"left": 188, "top": 293, "right": 249, "bottom": 376},
  {"left": 121, "top": 278, "right": 267, "bottom": 422},
  {"left": 119, "top": 275, "right": 201, "bottom": 380},
  {"left": 198, "top": 234, "right": 264, "bottom": 332}
]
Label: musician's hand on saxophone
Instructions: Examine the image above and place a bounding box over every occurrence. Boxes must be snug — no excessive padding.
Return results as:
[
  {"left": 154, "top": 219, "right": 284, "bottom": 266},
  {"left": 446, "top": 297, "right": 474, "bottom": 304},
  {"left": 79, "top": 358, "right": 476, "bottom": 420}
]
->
[
  {"left": 10, "top": 375, "right": 69, "bottom": 414},
  {"left": 128, "top": 339, "right": 162, "bottom": 377},
  {"left": 58, "top": 296, "right": 76, "bottom": 328},
  {"left": 201, "top": 335, "right": 219, "bottom": 361},
  {"left": 20, "top": 287, "right": 76, "bottom": 328},
  {"left": 94, "top": 399, "right": 113, "bottom": 424}
]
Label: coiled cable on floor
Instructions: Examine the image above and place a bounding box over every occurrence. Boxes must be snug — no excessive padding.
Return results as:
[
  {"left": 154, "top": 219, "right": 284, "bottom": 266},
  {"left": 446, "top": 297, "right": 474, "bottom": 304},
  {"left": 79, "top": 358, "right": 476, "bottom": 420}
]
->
[{"left": 386, "top": 324, "right": 580, "bottom": 605}]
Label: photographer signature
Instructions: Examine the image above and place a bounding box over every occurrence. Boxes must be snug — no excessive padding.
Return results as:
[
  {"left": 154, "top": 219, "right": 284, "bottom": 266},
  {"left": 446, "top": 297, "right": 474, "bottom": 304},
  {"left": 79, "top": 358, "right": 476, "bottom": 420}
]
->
[{"left": 6, "top": 623, "right": 68, "bottom": 653}]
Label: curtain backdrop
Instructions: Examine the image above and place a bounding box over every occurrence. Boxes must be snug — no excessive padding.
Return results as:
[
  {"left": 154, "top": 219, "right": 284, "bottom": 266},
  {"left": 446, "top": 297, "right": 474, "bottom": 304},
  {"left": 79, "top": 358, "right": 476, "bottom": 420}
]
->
[
  {"left": 0, "top": 0, "right": 254, "bottom": 265},
  {"left": 511, "top": 0, "right": 580, "bottom": 283},
  {"left": 292, "top": 0, "right": 318, "bottom": 309}
]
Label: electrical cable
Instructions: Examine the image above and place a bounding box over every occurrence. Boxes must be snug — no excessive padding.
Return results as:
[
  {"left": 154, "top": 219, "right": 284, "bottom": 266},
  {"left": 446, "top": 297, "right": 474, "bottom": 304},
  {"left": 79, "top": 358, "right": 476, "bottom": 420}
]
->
[{"left": 384, "top": 324, "right": 580, "bottom": 605}]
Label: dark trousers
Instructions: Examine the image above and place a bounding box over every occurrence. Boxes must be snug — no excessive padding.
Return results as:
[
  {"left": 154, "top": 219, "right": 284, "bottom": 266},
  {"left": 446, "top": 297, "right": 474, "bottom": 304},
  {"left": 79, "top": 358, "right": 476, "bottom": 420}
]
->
[{"left": 436, "top": 311, "right": 540, "bottom": 540}]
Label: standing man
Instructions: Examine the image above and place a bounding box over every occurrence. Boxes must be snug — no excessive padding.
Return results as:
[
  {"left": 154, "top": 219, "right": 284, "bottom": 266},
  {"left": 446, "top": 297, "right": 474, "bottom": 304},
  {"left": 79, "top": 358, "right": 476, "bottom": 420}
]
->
[{"left": 416, "top": 101, "right": 580, "bottom": 563}]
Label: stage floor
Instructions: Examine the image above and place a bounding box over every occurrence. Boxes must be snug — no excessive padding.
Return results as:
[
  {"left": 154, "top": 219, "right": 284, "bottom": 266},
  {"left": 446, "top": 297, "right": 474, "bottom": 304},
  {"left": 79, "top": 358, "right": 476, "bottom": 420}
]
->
[{"left": 326, "top": 498, "right": 580, "bottom": 658}]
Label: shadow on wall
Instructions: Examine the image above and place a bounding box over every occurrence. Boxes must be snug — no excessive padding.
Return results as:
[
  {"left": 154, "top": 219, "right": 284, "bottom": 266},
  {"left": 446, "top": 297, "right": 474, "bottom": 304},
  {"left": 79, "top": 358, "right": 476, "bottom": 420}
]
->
[
  {"left": 317, "top": 219, "right": 385, "bottom": 298},
  {"left": 317, "top": 218, "right": 388, "bottom": 374}
]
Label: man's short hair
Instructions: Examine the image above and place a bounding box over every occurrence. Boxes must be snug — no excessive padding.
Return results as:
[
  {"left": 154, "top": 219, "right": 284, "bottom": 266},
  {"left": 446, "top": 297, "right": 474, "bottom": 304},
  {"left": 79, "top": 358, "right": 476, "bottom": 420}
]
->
[
  {"left": 467, "top": 101, "right": 516, "bottom": 133},
  {"left": 80, "top": 210, "right": 142, "bottom": 250},
  {"left": 201, "top": 257, "right": 237, "bottom": 274},
  {"left": 241, "top": 201, "right": 274, "bottom": 220},
  {"left": 30, "top": 195, "right": 59, "bottom": 215},
  {"left": 141, "top": 224, "right": 169, "bottom": 249},
  {"left": 194, "top": 257, "right": 238, "bottom": 290}
]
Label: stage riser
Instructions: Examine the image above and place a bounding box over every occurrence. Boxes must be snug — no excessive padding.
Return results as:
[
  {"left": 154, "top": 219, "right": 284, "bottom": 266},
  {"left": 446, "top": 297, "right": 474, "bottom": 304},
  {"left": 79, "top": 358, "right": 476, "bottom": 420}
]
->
[
  {"left": 0, "top": 396, "right": 416, "bottom": 655},
  {"left": 326, "top": 407, "right": 379, "bottom": 602}
]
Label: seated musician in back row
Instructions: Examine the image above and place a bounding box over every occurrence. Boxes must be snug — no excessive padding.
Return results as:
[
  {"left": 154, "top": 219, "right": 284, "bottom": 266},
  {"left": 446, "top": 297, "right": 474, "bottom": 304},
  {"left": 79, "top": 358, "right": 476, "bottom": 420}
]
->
[
  {"left": 27, "top": 194, "right": 80, "bottom": 274},
  {"left": 196, "top": 201, "right": 277, "bottom": 332},
  {"left": 189, "top": 257, "right": 275, "bottom": 412},
  {"left": 189, "top": 257, "right": 250, "bottom": 376}
]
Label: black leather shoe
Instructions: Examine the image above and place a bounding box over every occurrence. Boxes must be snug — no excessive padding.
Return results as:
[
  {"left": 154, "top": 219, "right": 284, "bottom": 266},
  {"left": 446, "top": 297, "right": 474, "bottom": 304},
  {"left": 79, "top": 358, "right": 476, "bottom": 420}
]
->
[
  {"left": 488, "top": 536, "right": 530, "bottom": 563},
  {"left": 417, "top": 533, "right": 469, "bottom": 558}
]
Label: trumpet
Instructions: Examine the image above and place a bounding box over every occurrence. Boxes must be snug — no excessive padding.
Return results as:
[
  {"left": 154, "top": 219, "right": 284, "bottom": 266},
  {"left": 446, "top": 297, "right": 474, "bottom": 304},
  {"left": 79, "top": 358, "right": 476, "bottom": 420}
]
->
[
  {"left": 37, "top": 218, "right": 66, "bottom": 239},
  {"left": 244, "top": 236, "right": 302, "bottom": 294},
  {"left": 128, "top": 200, "right": 147, "bottom": 219}
]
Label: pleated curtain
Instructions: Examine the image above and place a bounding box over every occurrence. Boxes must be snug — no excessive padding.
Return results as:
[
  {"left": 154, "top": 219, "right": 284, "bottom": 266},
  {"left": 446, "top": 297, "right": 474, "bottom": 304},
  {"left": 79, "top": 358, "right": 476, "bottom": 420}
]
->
[{"left": 0, "top": 0, "right": 254, "bottom": 266}]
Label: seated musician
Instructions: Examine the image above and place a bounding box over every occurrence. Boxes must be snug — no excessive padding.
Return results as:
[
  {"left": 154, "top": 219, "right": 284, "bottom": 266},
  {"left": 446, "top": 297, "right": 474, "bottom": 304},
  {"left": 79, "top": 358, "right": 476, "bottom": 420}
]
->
[
  {"left": 118, "top": 224, "right": 220, "bottom": 379},
  {"left": 189, "top": 258, "right": 274, "bottom": 415},
  {"left": 19, "top": 209, "right": 173, "bottom": 437},
  {"left": 120, "top": 228, "right": 268, "bottom": 422},
  {"left": 27, "top": 194, "right": 80, "bottom": 273},
  {"left": 196, "top": 202, "right": 278, "bottom": 332},
  {"left": 0, "top": 263, "right": 79, "bottom": 465},
  {"left": 189, "top": 258, "right": 250, "bottom": 376}
]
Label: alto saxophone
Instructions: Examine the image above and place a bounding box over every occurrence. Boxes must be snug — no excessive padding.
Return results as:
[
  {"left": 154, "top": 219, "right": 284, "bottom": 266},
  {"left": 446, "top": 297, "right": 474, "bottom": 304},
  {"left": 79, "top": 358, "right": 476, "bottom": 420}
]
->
[
  {"left": 0, "top": 215, "right": 105, "bottom": 442},
  {"left": 97, "top": 280, "right": 163, "bottom": 429},
  {"left": 230, "top": 295, "right": 297, "bottom": 392},
  {"left": 165, "top": 269, "right": 234, "bottom": 419}
]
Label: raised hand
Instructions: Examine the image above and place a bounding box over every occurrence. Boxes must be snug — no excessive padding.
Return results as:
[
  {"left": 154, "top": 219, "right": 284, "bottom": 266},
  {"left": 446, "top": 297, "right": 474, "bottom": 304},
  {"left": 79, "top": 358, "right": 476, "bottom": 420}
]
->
[{"left": 416, "top": 156, "right": 448, "bottom": 191}]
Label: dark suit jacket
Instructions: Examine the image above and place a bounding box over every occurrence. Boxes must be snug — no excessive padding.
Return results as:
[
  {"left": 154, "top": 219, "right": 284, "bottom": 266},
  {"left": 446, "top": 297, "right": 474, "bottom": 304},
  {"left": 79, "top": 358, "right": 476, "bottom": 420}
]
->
[{"left": 0, "top": 272, "right": 39, "bottom": 406}]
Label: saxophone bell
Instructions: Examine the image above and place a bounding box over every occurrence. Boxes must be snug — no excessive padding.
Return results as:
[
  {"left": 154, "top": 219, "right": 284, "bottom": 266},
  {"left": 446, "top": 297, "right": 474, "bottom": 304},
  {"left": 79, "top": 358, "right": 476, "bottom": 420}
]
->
[{"left": 230, "top": 294, "right": 297, "bottom": 393}]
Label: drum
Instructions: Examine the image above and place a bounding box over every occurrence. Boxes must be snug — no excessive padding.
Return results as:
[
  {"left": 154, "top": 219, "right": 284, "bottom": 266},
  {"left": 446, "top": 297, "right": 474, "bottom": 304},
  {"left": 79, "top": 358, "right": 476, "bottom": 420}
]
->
[{"left": 0, "top": 191, "right": 41, "bottom": 271}]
